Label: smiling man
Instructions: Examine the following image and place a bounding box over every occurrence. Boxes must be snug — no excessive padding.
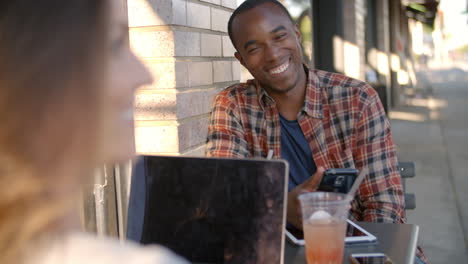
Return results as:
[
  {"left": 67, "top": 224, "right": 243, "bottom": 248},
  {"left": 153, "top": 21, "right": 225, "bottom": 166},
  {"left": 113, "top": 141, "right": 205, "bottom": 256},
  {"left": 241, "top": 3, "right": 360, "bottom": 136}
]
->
[{"left": 205, "top": 0, "right": 427, "bottom": 262}]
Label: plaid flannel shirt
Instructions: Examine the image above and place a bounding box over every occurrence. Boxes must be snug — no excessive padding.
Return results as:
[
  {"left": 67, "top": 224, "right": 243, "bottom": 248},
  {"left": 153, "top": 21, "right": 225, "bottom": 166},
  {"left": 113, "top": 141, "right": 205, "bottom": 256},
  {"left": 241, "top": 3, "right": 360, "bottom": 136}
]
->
[{"left": 206, "top": 68, "right": 427, "bottom": 262}]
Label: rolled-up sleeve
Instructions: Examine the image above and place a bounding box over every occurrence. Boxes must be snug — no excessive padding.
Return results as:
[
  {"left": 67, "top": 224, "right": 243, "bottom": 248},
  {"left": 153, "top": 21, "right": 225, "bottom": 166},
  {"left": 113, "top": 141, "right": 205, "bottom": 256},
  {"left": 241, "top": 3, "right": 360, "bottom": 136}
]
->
[
  {"left": 353, "top": 88, "right": 405, "bottom": 223},
  {"left": 206, "top": 92, "right": 249, "bottom": 158}
]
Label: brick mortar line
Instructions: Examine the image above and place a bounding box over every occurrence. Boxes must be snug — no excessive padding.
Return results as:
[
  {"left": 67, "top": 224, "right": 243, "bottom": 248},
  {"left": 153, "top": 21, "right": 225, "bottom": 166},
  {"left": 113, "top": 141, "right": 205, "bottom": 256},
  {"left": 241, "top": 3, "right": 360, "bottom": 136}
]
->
[
  {"left": 135, "top": 120, "right": 178, "bottom": 126},
  {"left": 136, "top": 89, "right": 177, "bottom": 94},
  {"left": 140, "top": 56, "right": 236, "bottom": 61},
  {"left": 178, "top": 113, "right": 211, "bottom": 123},
  {"left": 142, "top": 57, "right": 237, "bottom": 63},
  {"left": 138, "top": 85, "right": 225, "bottom": 94},
  {"left": 175, "top": 57, "right": 237, "bottom": 62},
  {"left": 180, "top": 142, "right": 207, "bottom": 155},
  {"left": 137, "top": 143, "right": 206, "bottom": 156},
  {"left": 137, "top": 81, "right": 239, "bottom": 92},
  {"left": 182, "top": 84, "right": 234, "bottom": 92},
  {"left": 135, "top": 113, "right": 210, "bottom": 126},
  {"left": 176, "top": 84, "right": 234, "bottom": 92},
  {"left": 188, "top": 0, "right": 235, "bottom": 12},
  {"left": 129, "top": 24, "right": 229, "bottom": 35},
  {"left": 136, "top": 151, "right": 180, "bottom": 156}
]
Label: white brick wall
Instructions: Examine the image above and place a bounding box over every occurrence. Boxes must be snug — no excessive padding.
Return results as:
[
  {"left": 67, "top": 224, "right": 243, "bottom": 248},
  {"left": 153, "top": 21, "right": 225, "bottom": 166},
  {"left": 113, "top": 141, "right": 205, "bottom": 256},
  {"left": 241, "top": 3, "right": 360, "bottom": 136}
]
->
[
  {"left": 130, "top": 30, "right": 175, "bottom": 58},
  {"left": 174, "top": 31, "right": 201, "bottom": 56},
  {"left": 177, "top": 89, "right": 218, "bottom": 119},
  {"left": 130, "top": 30, "right": 202, "bottom": 58},
  {"left": 134, "top": 88, "right": 219, "bottom": 121},
  {"left": 135, "top": 117, "right": 210, "bottom": 154},
  {"left": 213, "top": 60, "right": 232, "bottom": 83},
  {"left": 128, "top": 0, "right": 237, "bottom": 154},
  {"left": 188, "top": 61, "right": 213, "bottom": 86},
  {"left": 187, "top": 2, "right": 211, "bottom": 29},
  {"left": 232, "top": 61, "right": 240, "bottom": 81},
  {"left": 135, "top": 123, "right": 179, "bottom": 153},
  {"left": 201, "top": 34, "right": 222, "bottom": 57},
  {"left": 211, "top": 8, "right": 230, "bottom": 32},
  {"left": 221, "top": 0, "right": 237, "bottom": 9},
  {"left": 200, "top": 0, "right": 220, "bottom": 5},
  {"left": 134, "top": 91, "right": 177, "bottom": 120},
  {"left": 181, "top": 145, "right": 206, "bottom": 157},
  {"left": 172, "top": 0, "right": 188, "bottom": 25},
  {"left": 178, "top": 116, "right": 210, "bottom": 151},
  {"left": 127, "top": 0, "right": 187, "bottom": 27},
  {"left": 142, "top": 60, "right": 189, "bottom": 89},
  {"left": 222, "top": 36, "right": 236, "bottom": 57}
]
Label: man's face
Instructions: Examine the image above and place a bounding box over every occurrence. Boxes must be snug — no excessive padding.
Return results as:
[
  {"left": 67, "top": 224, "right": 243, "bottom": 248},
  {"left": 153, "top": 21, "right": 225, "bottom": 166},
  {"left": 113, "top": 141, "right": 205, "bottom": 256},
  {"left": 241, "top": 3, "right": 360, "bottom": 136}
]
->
[{"left": 232, "top": 3, "right": 304, "bottom": 94}]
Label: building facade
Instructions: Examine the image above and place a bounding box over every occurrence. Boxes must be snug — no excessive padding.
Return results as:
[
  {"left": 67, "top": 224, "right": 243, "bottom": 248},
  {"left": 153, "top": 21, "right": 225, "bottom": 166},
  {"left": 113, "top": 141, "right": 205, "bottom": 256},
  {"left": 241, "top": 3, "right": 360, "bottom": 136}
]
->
[{"left": 83, "top": 0, "right": 439, "bottom": 238}]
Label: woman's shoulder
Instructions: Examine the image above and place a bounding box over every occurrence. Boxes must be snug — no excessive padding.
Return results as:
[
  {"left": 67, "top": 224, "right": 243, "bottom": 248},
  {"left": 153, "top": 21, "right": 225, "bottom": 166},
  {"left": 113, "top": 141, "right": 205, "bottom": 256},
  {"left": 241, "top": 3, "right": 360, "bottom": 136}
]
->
[{"left": 33, "top": 232, "right": 189, "bottom": 264}]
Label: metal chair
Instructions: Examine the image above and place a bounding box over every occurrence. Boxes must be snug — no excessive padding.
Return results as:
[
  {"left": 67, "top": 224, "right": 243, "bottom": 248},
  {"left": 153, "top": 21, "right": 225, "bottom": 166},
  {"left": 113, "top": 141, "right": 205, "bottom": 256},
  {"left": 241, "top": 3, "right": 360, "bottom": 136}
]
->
[{"left": 398, "top": 162, "right": 416, "bottom": 210}]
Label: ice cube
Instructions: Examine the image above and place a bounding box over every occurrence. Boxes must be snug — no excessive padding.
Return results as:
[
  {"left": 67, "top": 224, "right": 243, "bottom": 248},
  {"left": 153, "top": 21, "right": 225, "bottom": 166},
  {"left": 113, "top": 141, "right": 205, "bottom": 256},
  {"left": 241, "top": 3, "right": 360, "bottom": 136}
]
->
[{"left": 308, "top": 210, "right": 332, "bottom": 221}]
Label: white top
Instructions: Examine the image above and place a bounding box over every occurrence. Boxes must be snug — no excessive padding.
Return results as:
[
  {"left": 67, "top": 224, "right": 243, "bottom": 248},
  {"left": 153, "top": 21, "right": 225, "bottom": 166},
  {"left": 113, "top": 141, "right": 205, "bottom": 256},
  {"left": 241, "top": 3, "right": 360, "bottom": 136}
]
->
[{"left": 29, "top": 232, "right": 189, "bottom": 264}]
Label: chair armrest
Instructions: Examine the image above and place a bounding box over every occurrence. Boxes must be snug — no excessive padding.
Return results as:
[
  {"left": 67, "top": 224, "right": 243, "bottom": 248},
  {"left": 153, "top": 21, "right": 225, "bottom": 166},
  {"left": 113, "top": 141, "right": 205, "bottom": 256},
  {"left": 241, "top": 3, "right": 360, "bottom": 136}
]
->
[
  {"left": 398, "top": 162, "right": 415, "bottom": 178},
  {"left": 405, "top": 193, "right": 416, "bottom": 210}
]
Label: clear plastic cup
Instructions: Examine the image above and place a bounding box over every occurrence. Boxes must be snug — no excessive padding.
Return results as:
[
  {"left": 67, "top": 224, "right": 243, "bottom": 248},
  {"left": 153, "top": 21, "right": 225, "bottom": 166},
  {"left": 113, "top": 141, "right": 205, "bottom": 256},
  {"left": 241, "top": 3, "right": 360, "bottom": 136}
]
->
[{"left": 298, "top": 192, "right": 351, "bottom": 264}]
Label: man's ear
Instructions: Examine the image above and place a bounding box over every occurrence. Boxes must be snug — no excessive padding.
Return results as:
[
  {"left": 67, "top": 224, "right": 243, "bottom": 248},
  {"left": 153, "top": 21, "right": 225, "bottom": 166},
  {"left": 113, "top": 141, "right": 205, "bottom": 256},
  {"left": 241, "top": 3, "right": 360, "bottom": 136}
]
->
[
  {"left": 294, "top": 24, "right": 302, "bottom": 42},
  {"left": 235, "top": 51, "right": 246, "bottom": 67}
]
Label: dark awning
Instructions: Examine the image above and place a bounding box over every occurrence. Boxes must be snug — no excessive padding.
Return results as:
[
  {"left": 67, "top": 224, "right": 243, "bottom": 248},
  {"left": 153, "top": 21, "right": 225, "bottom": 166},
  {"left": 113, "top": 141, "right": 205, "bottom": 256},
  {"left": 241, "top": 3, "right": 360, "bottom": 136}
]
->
[{"left": 404, "top": 0, "right": 440, "bottom": 27}]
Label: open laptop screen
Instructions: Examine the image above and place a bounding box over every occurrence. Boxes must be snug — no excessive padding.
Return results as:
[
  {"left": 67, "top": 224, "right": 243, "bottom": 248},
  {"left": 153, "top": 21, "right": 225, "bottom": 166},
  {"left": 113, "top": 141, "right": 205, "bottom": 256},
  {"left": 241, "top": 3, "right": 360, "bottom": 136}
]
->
[{"left": 127, "top": 156, "right": 288, "bottom": 264}]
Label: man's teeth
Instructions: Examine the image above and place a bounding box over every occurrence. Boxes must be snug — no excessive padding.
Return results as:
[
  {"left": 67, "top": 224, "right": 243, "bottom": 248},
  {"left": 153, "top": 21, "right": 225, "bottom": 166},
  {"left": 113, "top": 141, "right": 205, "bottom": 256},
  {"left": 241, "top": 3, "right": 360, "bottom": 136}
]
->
[{"left": 270, "top": 61, "right": 289, "bottom": 75}]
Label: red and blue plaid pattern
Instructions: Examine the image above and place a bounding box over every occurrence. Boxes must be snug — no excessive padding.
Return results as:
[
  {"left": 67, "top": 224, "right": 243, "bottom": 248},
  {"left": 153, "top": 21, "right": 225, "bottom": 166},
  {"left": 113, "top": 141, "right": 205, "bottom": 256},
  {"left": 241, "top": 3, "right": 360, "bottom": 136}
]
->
[{"left": 206, "top": 67, "right": 427, "bottom": 262}]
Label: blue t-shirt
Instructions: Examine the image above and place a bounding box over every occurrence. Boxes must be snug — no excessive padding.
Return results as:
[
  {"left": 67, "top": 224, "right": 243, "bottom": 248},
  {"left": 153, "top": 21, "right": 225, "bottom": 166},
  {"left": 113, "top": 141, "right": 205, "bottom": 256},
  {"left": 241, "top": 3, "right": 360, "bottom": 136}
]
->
[{"left": 279, "top": 114, "right": 317, "bottom": 191}]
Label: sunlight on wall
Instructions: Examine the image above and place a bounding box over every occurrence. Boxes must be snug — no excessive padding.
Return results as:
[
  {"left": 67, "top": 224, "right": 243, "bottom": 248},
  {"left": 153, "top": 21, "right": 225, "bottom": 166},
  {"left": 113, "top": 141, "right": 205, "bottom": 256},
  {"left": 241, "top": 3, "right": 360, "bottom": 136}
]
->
[
  {"left": 367, "top": 48, "right": 390, "bottom": 77},
  {"left": 127, "top": 0, "right": 170, "bottom": 27},
  {"left": 367, "top": 48, "right": 378, "bottom": 70},
  {"left": 410, "top": 20, "right": 425, "bottom": 55},
  {"left": 406, "top": 58, "right": 418, "bottom": 87},
  {"left": 391, "top": 54, "right": 400, "bottom": 72},
  {"left": 389, "top": 111, "right": 426, "bottom": 122},
  {"left": 343, "top": 41, "right": 360, "bottom": 79},
  {"left": 333, "top": 35, "right": 361, "bottom": 79},
  {"left": 377, "top": 51, "right": 389, "bottom": 76},
  {"left": 394, "top": 97, "right": 448, "bottom": 122},
  {"left": 333, "top": 35, "right": 344, "bottom": 73},
  {"left": 397, "top": 70, "right": 409, "bottom": 85},
  {"left": 127, "top": 0, "right": 179, "bottom": 155},
  {"left": 406, "top": 98, "right": 448, "bottom": 110}
]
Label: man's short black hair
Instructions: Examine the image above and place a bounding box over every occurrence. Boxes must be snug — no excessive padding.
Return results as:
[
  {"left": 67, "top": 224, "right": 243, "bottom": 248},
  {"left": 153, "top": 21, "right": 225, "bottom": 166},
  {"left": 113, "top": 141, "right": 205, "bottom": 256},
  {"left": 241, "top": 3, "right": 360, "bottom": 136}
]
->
[{"left": 227, "top": 0, "right": 295, "bottom": 50}]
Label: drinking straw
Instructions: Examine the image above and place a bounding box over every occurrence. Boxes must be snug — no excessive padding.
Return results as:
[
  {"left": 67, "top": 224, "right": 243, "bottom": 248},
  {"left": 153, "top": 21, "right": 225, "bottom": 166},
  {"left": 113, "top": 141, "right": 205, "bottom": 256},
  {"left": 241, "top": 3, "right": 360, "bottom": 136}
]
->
[{"left": 346, "top": 167, "right": 368, "bottom": 201}]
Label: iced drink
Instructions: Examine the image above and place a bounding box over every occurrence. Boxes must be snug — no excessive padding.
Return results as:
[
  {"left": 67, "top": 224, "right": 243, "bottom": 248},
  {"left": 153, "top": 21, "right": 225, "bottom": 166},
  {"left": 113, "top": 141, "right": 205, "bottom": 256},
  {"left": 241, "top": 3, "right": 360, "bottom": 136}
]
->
[
  {"left": 303, "top": 216, "right": 347, "bottom": 263},
  {"left": 298, "top": 192, "right": 350, "bottom": 264}
]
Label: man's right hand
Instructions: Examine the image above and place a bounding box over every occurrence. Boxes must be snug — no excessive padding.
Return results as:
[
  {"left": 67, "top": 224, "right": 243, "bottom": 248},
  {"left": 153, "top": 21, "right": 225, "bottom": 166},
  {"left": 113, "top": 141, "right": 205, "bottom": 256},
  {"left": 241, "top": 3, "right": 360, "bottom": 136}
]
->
[{"left": 287, "top": 167, "right": 325, "bottom": 230}]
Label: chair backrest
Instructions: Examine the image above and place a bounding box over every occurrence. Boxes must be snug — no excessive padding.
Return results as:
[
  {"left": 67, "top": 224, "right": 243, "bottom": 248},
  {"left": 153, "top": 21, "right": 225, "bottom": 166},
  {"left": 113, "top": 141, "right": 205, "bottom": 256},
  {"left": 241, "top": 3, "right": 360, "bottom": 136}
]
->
[{"left": 398, "top": 162, "right": 416, "bottom": 210}]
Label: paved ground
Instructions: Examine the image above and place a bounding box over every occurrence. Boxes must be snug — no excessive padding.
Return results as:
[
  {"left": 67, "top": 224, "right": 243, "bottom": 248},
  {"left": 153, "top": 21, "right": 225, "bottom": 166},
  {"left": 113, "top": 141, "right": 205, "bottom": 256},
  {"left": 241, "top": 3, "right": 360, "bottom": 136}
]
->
[{"left": 389, "top": 64, "right": 468, "bottom": 263}]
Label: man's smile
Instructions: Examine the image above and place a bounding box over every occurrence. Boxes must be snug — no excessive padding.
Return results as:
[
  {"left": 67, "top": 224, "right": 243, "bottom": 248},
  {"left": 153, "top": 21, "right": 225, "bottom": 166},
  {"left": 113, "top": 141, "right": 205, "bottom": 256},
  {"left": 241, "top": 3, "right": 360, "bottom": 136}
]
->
[{"left": 267, "top": 58, "right": 290, "bottom": 76}]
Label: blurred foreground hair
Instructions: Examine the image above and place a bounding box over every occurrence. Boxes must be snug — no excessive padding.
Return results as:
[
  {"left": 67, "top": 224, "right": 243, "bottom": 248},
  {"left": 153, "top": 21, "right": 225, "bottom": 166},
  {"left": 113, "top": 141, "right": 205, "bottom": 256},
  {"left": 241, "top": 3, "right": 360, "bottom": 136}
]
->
[{"left": 0, "top": 0, "right": 109, "bottom": 262}]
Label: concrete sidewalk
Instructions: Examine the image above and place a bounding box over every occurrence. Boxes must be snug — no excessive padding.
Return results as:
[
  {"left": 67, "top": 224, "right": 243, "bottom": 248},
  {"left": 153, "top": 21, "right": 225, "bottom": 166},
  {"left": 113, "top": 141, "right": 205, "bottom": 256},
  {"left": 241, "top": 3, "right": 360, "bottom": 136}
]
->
[{"left": 389, "top": 65, "right": 468, "bottom": 263}]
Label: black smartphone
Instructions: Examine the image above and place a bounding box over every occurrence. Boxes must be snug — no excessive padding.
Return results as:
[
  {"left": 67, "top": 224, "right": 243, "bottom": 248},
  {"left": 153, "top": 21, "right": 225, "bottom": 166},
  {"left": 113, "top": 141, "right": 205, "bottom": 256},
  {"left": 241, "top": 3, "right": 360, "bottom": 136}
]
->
[
  {"left": 318, "top": 168, "right": 359, "bottom": 194},
  {"left": 349, "top": 253, "right": 393, "bottom": 264}
]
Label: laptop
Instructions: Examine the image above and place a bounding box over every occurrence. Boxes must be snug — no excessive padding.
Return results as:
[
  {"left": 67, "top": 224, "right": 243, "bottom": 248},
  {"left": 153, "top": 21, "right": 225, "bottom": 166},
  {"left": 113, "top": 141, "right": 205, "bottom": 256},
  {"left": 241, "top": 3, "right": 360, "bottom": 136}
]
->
[{"left": 127, "top": 155, "right": 289, "bottom": 264}]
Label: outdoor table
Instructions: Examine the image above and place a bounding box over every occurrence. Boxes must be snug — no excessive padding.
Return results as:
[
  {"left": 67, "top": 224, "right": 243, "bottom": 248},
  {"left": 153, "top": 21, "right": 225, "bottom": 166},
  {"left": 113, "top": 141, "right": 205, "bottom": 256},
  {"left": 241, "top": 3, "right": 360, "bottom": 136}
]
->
[{"left": 284, "top": 222, "right": 419, "bottom": 264}]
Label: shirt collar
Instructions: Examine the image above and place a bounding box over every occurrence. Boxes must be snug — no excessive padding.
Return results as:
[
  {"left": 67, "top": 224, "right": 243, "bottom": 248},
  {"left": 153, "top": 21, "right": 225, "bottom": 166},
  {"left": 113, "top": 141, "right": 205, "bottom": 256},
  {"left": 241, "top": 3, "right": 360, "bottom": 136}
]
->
[
  {"left": 256, "top": 64, "right": 324, "bottom": 119},
  {"left": 303, "top": 65, "right": 324, "bottom": 119}
]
